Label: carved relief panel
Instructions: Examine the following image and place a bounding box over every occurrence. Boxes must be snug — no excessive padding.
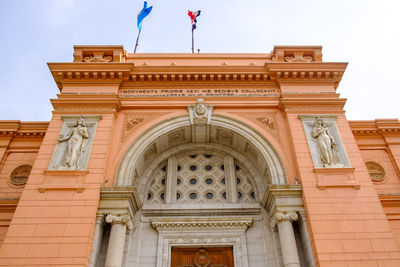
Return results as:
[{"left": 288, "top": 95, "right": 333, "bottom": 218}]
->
[
  {"left": 48, "top": 116, "right": 101, "bottom": 170},
  {"left": 300, "top": 115, "right": 351, "bottom": 168}
]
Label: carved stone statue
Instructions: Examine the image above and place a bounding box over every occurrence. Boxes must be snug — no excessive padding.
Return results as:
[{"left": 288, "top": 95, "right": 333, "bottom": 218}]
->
[
  {"left": 58, "top": 117, "right": 90, "bottom": 169},
  {"left": 311, "top": 117, "right": 339, "bottom": 167}
]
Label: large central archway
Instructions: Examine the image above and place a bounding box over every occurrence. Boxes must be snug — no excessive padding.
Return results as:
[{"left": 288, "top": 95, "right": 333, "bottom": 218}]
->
[
  {"left": 115, "top": 113, "right": 288, "bottom": 195},
  {"left": 96, "top": 113, "right": 297, "bottom": 267}
]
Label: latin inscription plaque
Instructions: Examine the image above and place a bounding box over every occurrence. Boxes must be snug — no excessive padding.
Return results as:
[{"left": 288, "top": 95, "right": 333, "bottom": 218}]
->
[{"left": 120, "top": 88, "right": 280, "bottom": 97}]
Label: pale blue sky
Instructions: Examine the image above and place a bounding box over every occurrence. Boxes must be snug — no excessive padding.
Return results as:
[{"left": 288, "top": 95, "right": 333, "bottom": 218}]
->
[{"left": 0, "top": 0, "right": 399, "bottom": 121}]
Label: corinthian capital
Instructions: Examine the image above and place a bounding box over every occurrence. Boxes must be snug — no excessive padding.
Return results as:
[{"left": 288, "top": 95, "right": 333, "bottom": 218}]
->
[
  {"left": 105, "top": 214, "right": 134, "bottom": 230},
  {"left": 270, "top": 211, "right": 298, "bottom": 229}
]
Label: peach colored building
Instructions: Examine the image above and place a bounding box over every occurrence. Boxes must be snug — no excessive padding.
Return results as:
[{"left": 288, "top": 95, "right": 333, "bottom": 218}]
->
[{"left": 0, "top": 45, "right": 399, "bottom": 267}]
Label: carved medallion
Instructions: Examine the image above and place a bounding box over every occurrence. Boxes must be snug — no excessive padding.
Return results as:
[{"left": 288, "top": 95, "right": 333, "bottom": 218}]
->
[
  {"left": 194, "top": 248, "right": 211, "bottom": 267},
  {"left": 10, "top": 165, "right": 32, "bottom": 185},
  {"left": 366, "top": 162, "right": 385, "bottom": 182}
]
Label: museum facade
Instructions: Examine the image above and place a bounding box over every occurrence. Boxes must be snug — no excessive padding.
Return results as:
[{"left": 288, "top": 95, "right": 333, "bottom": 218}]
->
[{"left": 0, "top": 45, "right": 399, "bottom": 267}]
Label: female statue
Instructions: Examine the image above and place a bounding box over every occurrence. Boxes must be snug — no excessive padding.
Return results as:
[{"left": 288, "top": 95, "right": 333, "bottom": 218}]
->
[
  {"left": 312, "top": 117, "right": 337, "bottom": 166},
  {"left": 58, "top": 117, "right": 90, "bottom": 169}
]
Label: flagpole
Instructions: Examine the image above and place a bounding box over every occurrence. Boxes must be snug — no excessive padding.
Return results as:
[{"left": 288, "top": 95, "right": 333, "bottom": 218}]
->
[
  {"left": 134, "top": 29, "right": 141, "bottom": 54},
  {"left": 191, "top": 29, "right": 194, "bottom": 54}
]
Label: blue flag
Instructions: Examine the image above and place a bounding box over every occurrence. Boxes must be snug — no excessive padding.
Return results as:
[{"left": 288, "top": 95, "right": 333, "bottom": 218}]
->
[{"left": 137, "top": 1, "right": 153, "bottom": 31}]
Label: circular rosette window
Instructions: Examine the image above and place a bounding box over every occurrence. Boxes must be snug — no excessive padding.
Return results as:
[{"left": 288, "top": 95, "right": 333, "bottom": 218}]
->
[{"left": 10, "top": 165, "right": 32, "bottom": 186}]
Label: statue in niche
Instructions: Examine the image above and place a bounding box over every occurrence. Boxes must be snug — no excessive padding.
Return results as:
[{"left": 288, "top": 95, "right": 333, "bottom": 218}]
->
[
  {"left": 312, "top": 116, "right": 341, "bottom": 167},
  {"left": 58, "top": 117, "right": 90, "bottom": 169}
]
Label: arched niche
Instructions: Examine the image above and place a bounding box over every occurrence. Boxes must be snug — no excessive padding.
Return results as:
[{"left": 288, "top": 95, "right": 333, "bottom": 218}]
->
[{"left": 115, "top": 114, "right": 288, "bottom": 195}]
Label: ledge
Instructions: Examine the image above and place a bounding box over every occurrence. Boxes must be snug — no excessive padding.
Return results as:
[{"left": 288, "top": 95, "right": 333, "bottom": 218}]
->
[
  {"left": 38, "top": 184, "right": 85, "bottom": 193},
  {"left": 150, "top": 216, "right": 254, "bottom": 232},
  {"left": 313, "top": 167, "right": 360, "bottom": 189},
  {"left": 44, "top": 170, "right": 89, "bottom": 176}
]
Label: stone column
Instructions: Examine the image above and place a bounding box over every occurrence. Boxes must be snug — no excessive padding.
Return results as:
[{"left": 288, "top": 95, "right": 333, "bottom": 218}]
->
[
  {"left": 224, "top": 155, "right": 238, "bottom": 203},
  {"left": 104, "top": 214, "right": 133, "bottom": 267},
  {"left": 271, "top": 211, "right": 300, "bottom": 267},
  {"left": 297, "top": 211, "right": 316, "bottom": 267},
  {"left": 88, "top": 215, "right": 106, "bottom": 267},
  {"left": 166, "top": 155, "right": 177, "bottom": 204}
]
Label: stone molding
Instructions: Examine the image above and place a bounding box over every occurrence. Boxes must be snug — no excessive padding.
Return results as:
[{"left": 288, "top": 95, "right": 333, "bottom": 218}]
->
[
  {"left": 0, "top": 121, "right": 48, "bottom": 137},
  {"left": 105, "top": 214, "right": 133, "bottom": 230},
  {"left": 150, "top": 216, "right": 253, "bottom": 232},
  {"left": 270, "top": 211, "right": 299, "bottom": 228},
  {"left": 51, "top": 94, "right": 121, "bottom": 114},
  {"left": 279, "top": 93, "right": 346, "bottom": 114},
  {"left": 350, "top": 119, "right": 400, "bottom": 136}
]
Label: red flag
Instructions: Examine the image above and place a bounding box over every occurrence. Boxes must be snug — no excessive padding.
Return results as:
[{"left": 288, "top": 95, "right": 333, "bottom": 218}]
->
[{"left": 188, "top": 10, "right": 201, "bottom": 30}]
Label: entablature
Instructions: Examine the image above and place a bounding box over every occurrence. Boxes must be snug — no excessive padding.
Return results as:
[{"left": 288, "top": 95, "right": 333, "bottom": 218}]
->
[
  {"left": 0, "top": 121, "right": 48, "bottom": 137},
  {"left": 279, "top": 93, "right": 347, "bottom": 114},
  {"left": 51, "top": 94, "right": 121, "bottom": 114},
  {"left": 350, "top": 119, "right": 400, "bottom": 136}
]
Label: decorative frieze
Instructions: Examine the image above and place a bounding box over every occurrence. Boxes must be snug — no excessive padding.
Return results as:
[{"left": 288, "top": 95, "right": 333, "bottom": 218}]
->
[
  {"left": 82, "top": 55, "right": 113, "bottom": 63},
  {"left": 150, "top": 216, "right": 253, "bottom": 232}
]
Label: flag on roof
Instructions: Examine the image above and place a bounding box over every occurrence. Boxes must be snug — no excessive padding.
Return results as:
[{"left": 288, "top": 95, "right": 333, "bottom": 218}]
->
[
  {"left": 137, "top": 1, "right": 153, "bottom": 31},
  {"left": 188, "top": 10, "right": 201, "bottom": 31}
]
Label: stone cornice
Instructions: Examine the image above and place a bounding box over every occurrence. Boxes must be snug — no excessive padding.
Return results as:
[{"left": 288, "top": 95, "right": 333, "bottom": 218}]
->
[
  {"left": 279, "top": 93, "right": 347, "bottom": 114},
  {"left": 48, "top": 63, "right": 348, "bottom": 89},
  {"left": 51, "top": 94, "right": 121, "bottom": 114},
  {"left": 47, "top": 63, "right": 133, "bottom": 89},
  {"left": 99, "top": 186, "right": 141, "bottom": 219},
  {"left": 0, "top": 121, "right": 48, "bottom": 137},
  {"left": 48, "top": 46, "right": 350, "bottom": 98},
  {"left": 350, "top": 119, "right": 400, "bottom": 136},
  {"left": 262, "top": 184, "right": 303, "bottom": 215},
  {"left": 267, "top": 62, "right": 347, "bottom": 89},
  {"left": 150, "top": 216, "right": 253, "bottom": 232}
]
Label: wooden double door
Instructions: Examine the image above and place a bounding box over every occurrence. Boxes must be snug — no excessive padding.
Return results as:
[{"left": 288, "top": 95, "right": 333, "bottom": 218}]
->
[{"left": 171, "top": 246, "right": 234, "bottom": 267}]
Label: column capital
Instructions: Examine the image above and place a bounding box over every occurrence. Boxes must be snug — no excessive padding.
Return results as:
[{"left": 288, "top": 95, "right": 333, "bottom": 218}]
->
[
  {"left": 270, "top": 211, "right": 298, "bottom": 229},
  {"left": 105, "top": 214, "right": 133, "bottom": 230}
]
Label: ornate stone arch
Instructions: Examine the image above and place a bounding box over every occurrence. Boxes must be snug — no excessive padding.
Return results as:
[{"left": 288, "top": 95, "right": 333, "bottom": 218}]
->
[{"left": 115, "top": 113, "right": 288, "bottom": 189}]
